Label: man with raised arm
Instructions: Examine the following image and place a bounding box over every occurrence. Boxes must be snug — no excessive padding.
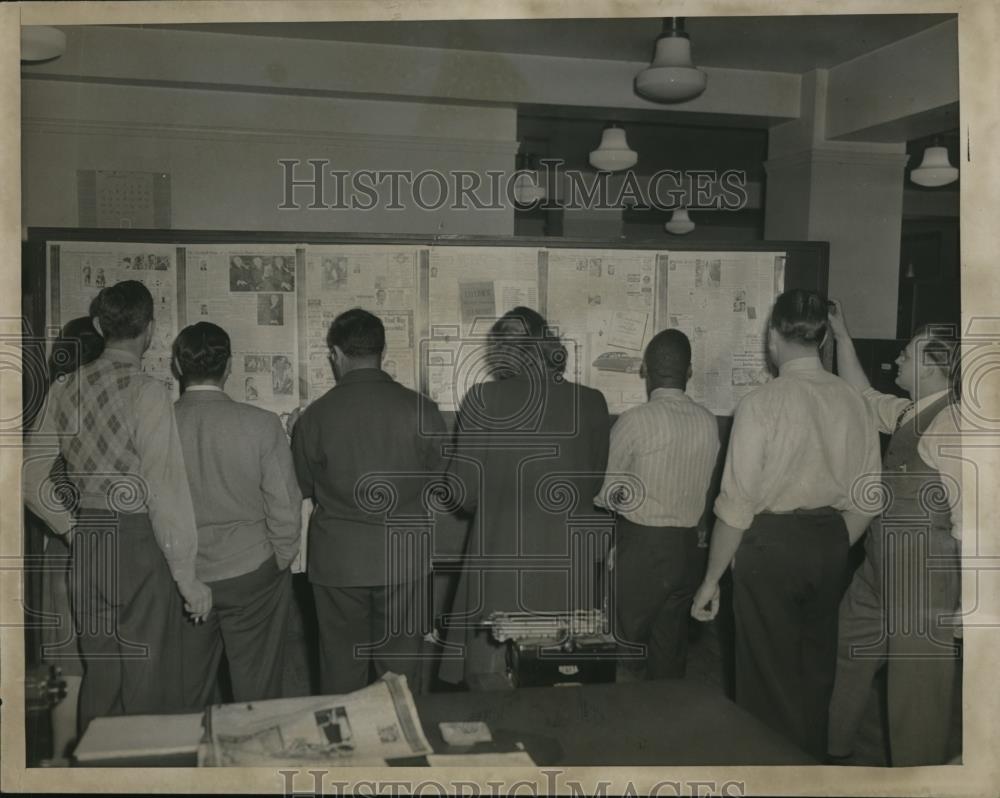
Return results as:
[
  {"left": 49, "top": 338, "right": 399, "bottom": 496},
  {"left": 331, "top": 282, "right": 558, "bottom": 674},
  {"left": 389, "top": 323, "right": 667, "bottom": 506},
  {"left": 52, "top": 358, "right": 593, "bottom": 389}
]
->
[
  {"left": 690, "top": 289, "right": 880, "bottom": 760},
  {"left": 826, "top": 301, "right": 963, "bottom": 766}
]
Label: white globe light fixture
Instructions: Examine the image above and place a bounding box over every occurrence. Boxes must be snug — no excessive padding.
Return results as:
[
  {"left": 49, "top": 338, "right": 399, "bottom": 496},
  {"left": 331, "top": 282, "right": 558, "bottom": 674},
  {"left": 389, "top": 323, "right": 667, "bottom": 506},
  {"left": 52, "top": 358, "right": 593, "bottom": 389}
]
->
[
  {"left": 589, "top": 124, "right": 638, "bottom": 172},
  {"left": 910, "top": 145, "right": 958, "bottom": 187},
  {"left": 635, "top": 18, "right": 707, "bottom": 103},
  {"left": 512, "top": 151, "right": 547, "bottom": 206},
  {"left": 665, "top": 208, "right": 695, "bottom": 235},
  {"left": 21, "top": 26, "right": 66, "bottom": 62}
]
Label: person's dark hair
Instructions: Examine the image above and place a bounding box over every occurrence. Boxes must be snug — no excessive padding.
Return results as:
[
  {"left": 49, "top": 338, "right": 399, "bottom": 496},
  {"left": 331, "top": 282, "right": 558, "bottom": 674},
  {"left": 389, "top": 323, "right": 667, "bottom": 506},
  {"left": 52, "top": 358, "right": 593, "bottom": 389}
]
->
[
  {"left": 326, "top": 308, "right": 385, "bottom": 358},
  {"left": 90, "top": 280, "right": 154, "bottom": 341},
  {"left": 488, "top": 306, "right": 566, "bottom": 377},
  {"left": 173, "top": 322, "right": 232, "bottom": 383},
  {"left": 913, "top": 323, "right": 961, "bottom": 399},
  {"left": 769, "top": 288, "right": 828, "bottom": 346},
  {"left": 644, "top": 329, "right": 691, "bottom": 385},
  {"left": 49, "top": 316, "right": 104, "bottom": 384}
]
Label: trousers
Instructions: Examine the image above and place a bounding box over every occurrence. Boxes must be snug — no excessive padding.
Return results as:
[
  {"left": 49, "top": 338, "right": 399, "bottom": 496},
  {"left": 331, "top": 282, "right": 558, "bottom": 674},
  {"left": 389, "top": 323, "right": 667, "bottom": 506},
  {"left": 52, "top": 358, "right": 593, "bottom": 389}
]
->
[
  {"left": 827, "top": 527, "right": 962, "bottom": 764},
  {"left": 732, "top": 509, "right": 849, "bottom": 760},
  {"left": 180, "top": 554, "right": 292, "bottom": 708},
  {"left": 614, "top": 519, "right": 703, "bottom": 679},
  {"left": 312, "top": 578, "right": 430, "bottom": 696},
  {"left": 70, "top": 512, "right": 187, "bottom": 735}
]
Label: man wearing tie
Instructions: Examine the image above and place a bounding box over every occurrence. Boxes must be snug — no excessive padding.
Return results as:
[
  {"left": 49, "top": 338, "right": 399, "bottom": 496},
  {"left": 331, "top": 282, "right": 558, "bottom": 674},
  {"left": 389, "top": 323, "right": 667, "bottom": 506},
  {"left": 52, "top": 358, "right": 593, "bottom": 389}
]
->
[{"left": 826, "top": 305, "right": 963, "bottom": 766}]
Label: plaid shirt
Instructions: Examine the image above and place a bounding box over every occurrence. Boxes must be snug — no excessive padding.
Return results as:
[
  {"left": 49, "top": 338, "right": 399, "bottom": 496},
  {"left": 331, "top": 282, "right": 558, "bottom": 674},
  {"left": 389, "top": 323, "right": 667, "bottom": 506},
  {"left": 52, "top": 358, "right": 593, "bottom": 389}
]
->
[{"left": 23, "top": 347, "right": 198, "bottom": 584}]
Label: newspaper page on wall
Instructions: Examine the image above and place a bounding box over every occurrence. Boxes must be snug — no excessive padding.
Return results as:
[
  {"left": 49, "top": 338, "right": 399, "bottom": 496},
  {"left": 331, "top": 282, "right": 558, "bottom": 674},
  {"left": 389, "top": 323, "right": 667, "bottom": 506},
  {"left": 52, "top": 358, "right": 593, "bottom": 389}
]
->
[
  {"left": 50, "top": 241, "right": 180, "bottom": 394},
  {"left": 545, "top": 248, "right": 658, "bottom": 414},
  {"left": 184, "top": 246, "right": 299, "bottom": 418},
  {"left": 425, "top": 246, "right": 540, "bottom": 412},
  {"left": 663, "top": 251, "right": 786, "bottom": 415},
  {"left": 200, "top": 673, "right": 431, "bottom": 766},
  {"left": 302, "top": 245, "right": 421, "bottom": 400}
]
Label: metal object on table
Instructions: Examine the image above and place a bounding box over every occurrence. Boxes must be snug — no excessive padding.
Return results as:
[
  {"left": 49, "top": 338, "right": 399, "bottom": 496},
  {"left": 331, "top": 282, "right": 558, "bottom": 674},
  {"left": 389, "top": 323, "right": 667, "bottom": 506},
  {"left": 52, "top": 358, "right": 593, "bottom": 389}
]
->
[{"left": 481, "top": 610, "right": 618, "bottom": 688}]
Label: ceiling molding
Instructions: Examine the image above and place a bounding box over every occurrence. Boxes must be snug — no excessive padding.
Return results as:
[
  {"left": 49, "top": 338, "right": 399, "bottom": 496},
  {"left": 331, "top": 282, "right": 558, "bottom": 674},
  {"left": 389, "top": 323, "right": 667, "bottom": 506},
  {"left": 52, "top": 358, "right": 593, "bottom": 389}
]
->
[{"left": 22, "top": 116, "right": 520, "bottom": 157}]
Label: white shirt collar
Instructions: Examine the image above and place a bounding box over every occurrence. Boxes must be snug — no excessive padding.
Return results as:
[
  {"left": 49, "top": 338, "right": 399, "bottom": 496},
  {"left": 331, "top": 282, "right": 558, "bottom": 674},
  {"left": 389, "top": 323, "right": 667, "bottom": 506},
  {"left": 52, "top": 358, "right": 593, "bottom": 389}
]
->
[{"left": 185, "top": 384, "right": 224, "bottom": 392}]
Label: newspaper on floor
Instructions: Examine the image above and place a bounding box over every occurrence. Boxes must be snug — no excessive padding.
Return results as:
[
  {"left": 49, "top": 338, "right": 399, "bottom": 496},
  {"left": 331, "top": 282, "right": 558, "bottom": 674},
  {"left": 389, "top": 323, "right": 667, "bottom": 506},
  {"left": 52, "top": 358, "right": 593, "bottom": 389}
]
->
[{"left": 199, "top": 673, "right": 431, "bottom": 766}]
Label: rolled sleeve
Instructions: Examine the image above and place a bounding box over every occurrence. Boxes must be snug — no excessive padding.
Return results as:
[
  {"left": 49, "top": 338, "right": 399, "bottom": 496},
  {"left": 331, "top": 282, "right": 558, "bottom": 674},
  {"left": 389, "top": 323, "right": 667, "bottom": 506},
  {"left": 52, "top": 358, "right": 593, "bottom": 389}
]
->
[
  {"left": 134, "top": 380, "right": 199, "bottom": 584},
  {"left": 261, "top": 414, "right": 303, "bottom": 569},
  {"left": 862, "top": 387, "right": 910, "bottom": 435},
  {"left": 713, "top": 396, "right": 768, "bottom": 531},
  {"left": 595, "top": 411, "right": 637, "bottom": 511}
]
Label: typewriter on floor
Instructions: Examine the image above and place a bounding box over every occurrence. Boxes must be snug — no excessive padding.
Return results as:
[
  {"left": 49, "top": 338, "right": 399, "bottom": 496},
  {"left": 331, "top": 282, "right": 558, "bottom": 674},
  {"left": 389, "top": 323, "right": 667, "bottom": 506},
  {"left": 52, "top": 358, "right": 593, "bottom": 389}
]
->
[{"left": 483, "top": 609, "right": 618, "bottom": 688}]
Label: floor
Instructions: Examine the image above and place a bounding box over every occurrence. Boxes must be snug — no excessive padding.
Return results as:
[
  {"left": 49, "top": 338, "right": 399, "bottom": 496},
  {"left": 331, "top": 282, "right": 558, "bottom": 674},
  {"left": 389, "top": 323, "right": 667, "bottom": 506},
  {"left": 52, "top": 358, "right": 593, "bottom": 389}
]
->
[{"left": 273, "top": 574, "right": 901, "bottom": 766}]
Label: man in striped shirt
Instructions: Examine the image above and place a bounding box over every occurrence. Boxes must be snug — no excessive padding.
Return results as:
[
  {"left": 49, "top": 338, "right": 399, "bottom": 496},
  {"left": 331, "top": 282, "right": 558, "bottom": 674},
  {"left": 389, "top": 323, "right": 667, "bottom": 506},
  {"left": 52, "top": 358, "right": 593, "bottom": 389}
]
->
[{"left": 595, "top": 329, "right": 720, "bottom": 679}]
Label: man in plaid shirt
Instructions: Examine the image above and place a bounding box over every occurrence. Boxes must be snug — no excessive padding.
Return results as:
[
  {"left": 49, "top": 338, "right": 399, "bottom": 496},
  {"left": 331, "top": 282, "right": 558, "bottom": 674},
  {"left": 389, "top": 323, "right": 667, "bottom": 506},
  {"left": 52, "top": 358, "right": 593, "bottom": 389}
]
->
[{"left": 24, "top": 280, "right": 211, "bottom": 735}]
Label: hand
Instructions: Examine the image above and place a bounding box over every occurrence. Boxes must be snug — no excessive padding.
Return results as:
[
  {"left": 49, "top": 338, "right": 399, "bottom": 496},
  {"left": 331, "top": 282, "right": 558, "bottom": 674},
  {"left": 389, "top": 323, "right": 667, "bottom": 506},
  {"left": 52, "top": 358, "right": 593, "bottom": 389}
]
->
[
  {"left": 177, "top": 578, "right": 213, "bottom": 622},
  {"left": 286, "top": 405, "right": 304, "bottom": 437},
  {"left": 827, "top": 299, "right": 849, "bottom": 340},
  {"left": 691, "top": 580, "right": 720, "bottom": 622}
]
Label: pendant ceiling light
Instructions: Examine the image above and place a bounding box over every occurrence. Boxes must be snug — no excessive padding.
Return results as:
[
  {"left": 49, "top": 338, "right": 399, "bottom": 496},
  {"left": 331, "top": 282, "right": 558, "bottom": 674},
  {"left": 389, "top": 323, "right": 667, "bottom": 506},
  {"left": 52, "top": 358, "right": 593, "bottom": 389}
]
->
[
  {"left": 635, "top": 18, "right": 707, "bottom": 103},
  {"left": 589, "top": 124, "right": 638, "bottom": 172},
  {"left": 910, "top": 145, "right": 958, "bottom": 187},
  {"left": 513, "top": 152, "right": 547, "bottom": 206},
  {"left": 21, "top": 26, "right": 66, "bottom": 62},
  {"left": 665, "top": 208, "right": 695, "bottom": 235}
]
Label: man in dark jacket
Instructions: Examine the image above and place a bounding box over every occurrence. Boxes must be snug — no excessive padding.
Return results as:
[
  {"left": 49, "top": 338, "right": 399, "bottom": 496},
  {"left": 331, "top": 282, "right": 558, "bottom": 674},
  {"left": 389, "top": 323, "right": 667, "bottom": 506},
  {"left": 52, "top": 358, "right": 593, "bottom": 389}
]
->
[{"left": 292, "top": 308, "right": 447, "bottom": 695}]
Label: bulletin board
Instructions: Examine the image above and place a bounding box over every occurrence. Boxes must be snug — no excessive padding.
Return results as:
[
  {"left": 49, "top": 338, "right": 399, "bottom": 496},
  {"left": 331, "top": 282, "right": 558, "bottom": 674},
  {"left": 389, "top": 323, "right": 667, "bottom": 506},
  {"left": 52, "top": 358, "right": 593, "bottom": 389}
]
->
[{"left": 23, "top": 230, "right": 828, "bottom": 420}]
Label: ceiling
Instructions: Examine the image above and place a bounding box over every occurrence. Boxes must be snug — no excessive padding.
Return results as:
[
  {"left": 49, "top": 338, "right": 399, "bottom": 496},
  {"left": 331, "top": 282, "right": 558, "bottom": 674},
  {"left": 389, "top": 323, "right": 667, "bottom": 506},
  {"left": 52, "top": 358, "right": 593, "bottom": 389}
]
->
[{"left": 152, "top": 15, "right": 954, "bottom": 74}]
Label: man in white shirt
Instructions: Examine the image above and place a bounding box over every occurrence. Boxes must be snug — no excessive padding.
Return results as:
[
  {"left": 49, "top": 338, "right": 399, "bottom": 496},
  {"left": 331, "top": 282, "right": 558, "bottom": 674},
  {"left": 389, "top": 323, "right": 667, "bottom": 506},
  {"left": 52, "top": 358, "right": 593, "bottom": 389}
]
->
[
  {"left": 826, "top": 305, "right": 962, "bottom": 766},
  {"left": 691, "top": 289, "right": 880, "bottom": 760},
  {"left": 595, "top": 329, "right": 719, "bottom": 679}
]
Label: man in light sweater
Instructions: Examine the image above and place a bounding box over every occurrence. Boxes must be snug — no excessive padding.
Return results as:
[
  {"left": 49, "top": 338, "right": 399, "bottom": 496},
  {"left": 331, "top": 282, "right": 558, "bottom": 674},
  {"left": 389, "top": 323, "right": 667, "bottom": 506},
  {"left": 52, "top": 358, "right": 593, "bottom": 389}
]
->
[{"left": 173, "top": 322, "right": 301, "bottom": 706}]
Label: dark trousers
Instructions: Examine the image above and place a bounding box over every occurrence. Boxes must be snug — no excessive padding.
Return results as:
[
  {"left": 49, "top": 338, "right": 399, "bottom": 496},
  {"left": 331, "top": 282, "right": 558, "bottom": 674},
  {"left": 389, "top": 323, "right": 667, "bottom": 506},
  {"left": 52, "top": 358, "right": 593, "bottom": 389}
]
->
[
  {"left": 70, "top": 512, "right": 187, "bottom": 736},
  {"left": 615, "top": 519, "right": 703, "bottom": 679},
  {"left": 180, "top": 555, "right": 292, "bottom": 708},
  {"left": 828, "top": 528, "right": 962, "bottom": 764},
  {"left": 312, "top": 578, "right": 429, "bottom": 696},
  {"left": 732, "top": 510, "right": 849, "bottom": 760}
]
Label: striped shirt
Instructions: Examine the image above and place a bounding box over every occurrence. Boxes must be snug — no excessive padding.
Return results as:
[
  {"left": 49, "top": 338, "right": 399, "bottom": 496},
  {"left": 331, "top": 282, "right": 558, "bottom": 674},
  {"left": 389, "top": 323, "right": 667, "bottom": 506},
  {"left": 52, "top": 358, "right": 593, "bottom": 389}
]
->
[{"left": 595, "top": 388, "right": 720, "bottom": 527}]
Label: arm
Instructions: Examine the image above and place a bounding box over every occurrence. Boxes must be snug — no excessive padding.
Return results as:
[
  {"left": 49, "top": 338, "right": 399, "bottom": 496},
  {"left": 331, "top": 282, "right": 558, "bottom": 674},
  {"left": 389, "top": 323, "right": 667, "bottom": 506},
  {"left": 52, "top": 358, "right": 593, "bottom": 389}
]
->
[
  {"left": 594, "top": 410, "right": 637, "bottom": 512},
  {"left": 828, "top": 299, "right": 872, "bottom": 391},
  {"left": 290, "top": 409, "right": 317, "bottom": 500},
  {"left": 135, "top": 382, "right": 212, "bottom": 618},
  {"left": 692, "top": 397, "right": 767, "bottom": 621},
  {"left": 260, "top": 414, "right": 304, "bottom": 570},
  {"left": 446, "top": 390, "right": 483, "bottom": 515},
  {"left": 22, "top": 391, "right": 72, "bottom": 537},
  {"left": 841, "top": 409, "right": 882, "bottom": 544}
]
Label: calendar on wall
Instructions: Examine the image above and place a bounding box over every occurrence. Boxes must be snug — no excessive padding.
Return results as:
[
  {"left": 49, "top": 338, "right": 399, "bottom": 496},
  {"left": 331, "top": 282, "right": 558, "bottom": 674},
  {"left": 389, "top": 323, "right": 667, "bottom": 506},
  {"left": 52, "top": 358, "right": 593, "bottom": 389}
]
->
[{"left": 77, "top": 170, "right": 172, "bottom": 228}]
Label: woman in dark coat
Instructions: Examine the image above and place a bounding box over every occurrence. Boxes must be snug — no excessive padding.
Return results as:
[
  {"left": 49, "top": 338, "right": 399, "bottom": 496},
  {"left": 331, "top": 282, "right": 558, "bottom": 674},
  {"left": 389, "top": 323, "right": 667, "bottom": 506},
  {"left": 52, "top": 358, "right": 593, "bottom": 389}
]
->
[{"left": 439, "top": 307, "right": 611, "bottom": 686}]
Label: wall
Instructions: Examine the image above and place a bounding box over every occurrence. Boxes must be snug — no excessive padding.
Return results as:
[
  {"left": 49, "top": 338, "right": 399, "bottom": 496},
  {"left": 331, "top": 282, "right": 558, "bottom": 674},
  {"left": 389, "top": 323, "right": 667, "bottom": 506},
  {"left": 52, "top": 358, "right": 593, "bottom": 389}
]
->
[{"left": 22, "top": 80, "right": 517, "bottom": 235}]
